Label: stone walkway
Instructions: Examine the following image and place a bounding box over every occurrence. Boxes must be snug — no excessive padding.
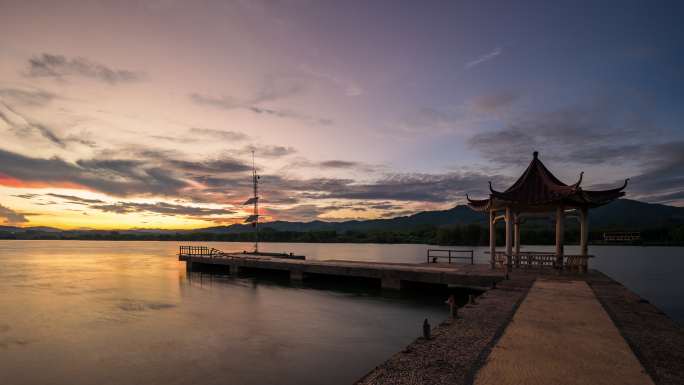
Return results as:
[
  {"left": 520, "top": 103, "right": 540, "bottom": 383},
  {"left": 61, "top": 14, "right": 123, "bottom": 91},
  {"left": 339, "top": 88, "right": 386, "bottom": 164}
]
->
[{"left": 474, "top": 279, "right": 654, "bottom": 385}]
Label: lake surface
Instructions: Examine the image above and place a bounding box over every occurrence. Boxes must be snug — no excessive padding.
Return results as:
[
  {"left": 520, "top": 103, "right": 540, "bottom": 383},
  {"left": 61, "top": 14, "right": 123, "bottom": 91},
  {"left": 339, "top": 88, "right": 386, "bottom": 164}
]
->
[{"left": 0, "top": 241, "right": 682, "bottom": 385}]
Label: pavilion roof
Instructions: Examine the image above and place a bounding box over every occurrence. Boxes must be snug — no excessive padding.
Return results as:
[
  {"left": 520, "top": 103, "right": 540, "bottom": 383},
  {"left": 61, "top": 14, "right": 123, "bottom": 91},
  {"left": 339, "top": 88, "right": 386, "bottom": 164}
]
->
[{"left": 466, "top": 152, "right": 628, "bottom": 212}]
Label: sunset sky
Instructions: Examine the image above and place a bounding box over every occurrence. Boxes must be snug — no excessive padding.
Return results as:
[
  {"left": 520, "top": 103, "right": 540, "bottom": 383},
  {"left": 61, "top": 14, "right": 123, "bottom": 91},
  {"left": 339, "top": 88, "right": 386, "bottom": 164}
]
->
[{"left": 1, "top": 0, "right": 683, "bottom": 229}]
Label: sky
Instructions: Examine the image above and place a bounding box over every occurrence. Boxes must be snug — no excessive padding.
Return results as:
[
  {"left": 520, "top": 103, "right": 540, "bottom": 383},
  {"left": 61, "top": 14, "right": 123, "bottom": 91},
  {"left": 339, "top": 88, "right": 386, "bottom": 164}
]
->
[{"left": 0, "top": 0, "right": 683, "bottom": 229}]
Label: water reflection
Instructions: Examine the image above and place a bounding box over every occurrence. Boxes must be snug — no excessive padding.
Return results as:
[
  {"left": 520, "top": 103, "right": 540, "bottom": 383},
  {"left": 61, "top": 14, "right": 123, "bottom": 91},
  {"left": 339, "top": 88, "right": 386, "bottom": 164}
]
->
[{"left": 0, "top": 240, "right": 681, "bottom": 385}]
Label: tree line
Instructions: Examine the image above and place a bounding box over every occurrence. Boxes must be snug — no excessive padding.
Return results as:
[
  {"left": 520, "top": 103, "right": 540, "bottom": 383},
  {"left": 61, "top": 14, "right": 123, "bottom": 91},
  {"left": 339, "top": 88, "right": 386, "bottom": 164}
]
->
[{"left": 2, "top": 223, "right": 683, "bottom": 245}]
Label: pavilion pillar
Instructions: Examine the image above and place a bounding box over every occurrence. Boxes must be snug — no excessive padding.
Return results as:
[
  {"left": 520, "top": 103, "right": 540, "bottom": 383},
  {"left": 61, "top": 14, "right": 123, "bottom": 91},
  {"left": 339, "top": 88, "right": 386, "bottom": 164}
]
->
[
  {"left": 580, "top": 207, "right": 589, "bottom": 256},
  {"left": 489, "top": 210, "right": 496, "bottom": 269},
  {"left": 513, "top": 212, "right": 521, "bottom": 267},
  {"left": 505, "top": 207, "right": 513, "bottom": 269},
  {"left": 555, "top": 206, "right": 565, "bottom": 269},
  {"left": 580, "top": 207, "right": 589, "bottom": 272}
]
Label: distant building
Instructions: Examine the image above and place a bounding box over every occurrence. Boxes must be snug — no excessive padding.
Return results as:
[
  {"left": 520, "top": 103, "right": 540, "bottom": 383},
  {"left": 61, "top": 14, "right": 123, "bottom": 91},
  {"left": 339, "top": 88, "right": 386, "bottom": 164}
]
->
[{"left": 603, "top": 232, "right": 641, "bottom": 242}]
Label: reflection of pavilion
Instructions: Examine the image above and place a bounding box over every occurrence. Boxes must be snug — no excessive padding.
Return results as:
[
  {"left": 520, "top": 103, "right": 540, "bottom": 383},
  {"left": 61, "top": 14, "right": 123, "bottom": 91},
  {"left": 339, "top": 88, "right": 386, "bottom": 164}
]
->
[{"left": 467, "top": 152, "right": 628, "bottom": 271}]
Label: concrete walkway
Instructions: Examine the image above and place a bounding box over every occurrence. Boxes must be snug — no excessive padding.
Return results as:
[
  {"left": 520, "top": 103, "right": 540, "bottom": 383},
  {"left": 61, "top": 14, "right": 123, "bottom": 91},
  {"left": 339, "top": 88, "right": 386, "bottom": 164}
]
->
[{"left": 474, "top": 279, "right": 654, "bottom": 385}]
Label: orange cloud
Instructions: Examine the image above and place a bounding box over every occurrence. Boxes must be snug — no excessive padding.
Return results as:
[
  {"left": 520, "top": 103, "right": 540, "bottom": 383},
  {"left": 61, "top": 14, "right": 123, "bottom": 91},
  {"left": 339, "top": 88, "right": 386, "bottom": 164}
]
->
[{"left": 0, "top": 173, "right": 86, "bottom": 190}]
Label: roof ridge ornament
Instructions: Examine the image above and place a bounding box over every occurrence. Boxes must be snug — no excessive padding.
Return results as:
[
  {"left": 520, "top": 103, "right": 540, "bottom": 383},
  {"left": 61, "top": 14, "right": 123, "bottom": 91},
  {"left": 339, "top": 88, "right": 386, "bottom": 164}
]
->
[
  {"left": 573, "top": 171, "right": 584, "bottom": 189},
  {"left": 620, "top": 178, "right": 630, "bottom": 190},
  {"left": 533, "top": 151, "right": 539, "bottom": 159}
]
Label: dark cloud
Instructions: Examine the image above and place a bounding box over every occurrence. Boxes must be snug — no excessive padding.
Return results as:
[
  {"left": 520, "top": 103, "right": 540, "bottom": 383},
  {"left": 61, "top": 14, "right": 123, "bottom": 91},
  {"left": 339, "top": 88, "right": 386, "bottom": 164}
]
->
[
  {"left": 167, "top": 157, "right": 252, "bottom": 173},
  {"left": 0, "top": 88, "right": 57, "bottom": 107},
  {"left": 26, "top": 53, "right": 143, "bottom": 84},
  {"left": 188, "top": 127, "right": 249, "bottom": 141},
  {"left": 239, "top": 145, "right": 297, "bottom": 158},
  {"left": 0, "top": 204, "right": 28, "bottom": 224},
  {"left": 469, "top": 97, "right": 654, "bottom": 166},
  {"left": 263, "top": 171, "right": 502, "bottom": 204},
  {"left": 265, "top": 204, "right": 328, "bottom": 221},
  {"left": 46, "top": 194, "right": 105, "bottom": 205},
  {"left": 91, "top": 201, "right": 236, "bottom": 217},
  {"left": 0, "top": 148, "right": 189, "bottom": 197},
  {"left": 319, "top": 160, "right": 360, "bottom": 168},
  {"left": 626, "top": 141, "right": 684, "bottom": 204}
]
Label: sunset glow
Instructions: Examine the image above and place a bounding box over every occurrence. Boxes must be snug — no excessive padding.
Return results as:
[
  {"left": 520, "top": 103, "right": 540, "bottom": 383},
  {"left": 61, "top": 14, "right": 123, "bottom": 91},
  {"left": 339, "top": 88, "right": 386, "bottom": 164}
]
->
[{"left": 1, "top": 1, "right": 682, "bottom": 229}]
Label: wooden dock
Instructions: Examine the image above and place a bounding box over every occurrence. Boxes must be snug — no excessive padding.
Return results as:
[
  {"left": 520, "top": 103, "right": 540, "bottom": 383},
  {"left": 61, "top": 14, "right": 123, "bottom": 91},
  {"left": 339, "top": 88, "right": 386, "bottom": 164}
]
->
[{"left": 178, "top": 246, "right": 503, "bottom": 290}]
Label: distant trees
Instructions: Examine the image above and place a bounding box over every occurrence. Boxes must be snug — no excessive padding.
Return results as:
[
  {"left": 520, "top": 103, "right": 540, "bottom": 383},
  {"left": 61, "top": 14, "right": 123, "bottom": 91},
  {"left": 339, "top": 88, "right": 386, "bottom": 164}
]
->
[{"left": 1, "top": 222, "right": 683, "bottom": 245}]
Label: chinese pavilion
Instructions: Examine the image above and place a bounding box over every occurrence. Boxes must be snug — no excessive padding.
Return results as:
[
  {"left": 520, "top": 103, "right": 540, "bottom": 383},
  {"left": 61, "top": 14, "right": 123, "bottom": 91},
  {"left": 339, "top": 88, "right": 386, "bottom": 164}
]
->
[{"left": 466, "top": 151, "right": 628, "bottom": 271}]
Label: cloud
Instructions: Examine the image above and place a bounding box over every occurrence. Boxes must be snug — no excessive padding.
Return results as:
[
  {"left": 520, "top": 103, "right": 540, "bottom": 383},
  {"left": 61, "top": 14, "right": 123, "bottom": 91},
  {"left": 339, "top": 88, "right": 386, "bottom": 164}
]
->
[
  {"left": 625, "top": 141, "right": 684, "bottom": 204},
  {"left": 91, "top": 201, "right": 236, "bottom": 217},
  {"left": 191, "top": 93, "right": 333, "bottom": 125},
  {"left": 190, "top": 76, "right": 332, "bottom": 125},
  {"left": 43, "top": 192, "right": 237, "bottom": 219},
  {"left": 465, "top": 47, "right": 502, "bottom": 69},
  {"left": 0, "top": 102, "right": 95, "bottom": 148},
  {"left": 45, "top": 193, "right": 105, "bottom": 204},
  {"left": 188, "top": 127, "right": 249, "bottom": 141},
  {"left": 0, "top": 204, "right": 28, "bottom": 224},
  {"left": 166, "top": 157, "right": 253, "bottom": 173},
  {"left": 319, "top": 160, "right": 360, "bottom": 168},
  {"left": 471, "top": 92, "right": 519, "bottom": 113},
  {"left": 0, "top": 148, "right": 190, "bottom": 197},
  {"left": 26, "top": 53, "right": 143, "bottom": 84},
  {"left": 265, "top": 204, "right": 329, "bottom": 221},
  {"left": 263, "top": 171, "right": 504, "bottom": 204},
  {"left": 469, "top": 98, "right": 652, "bottom": 166},
  {"left": 0, "top": 88, "right": 57, "bottom": 107},
  {"left": 238, "top": 145, "right": 297, "bottom": 158}
]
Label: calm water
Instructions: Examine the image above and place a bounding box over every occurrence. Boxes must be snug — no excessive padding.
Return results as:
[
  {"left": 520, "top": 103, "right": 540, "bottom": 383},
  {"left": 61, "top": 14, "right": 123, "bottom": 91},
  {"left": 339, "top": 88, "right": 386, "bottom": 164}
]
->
[{"left": 0, "top": 241, "right": 682, "bottom": 385}]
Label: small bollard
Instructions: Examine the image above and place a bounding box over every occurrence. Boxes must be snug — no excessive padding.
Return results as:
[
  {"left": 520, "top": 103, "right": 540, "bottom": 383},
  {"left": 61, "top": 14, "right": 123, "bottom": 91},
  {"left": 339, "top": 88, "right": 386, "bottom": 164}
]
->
[
  {"left": 445, "top": 295, "right": 457, "bottom": 318},
  {"left": 468, "top": 294, "right": 476, "bottom": 305},
  {"left": 422, "top": 318, "right": 431, "bottom": 339}
]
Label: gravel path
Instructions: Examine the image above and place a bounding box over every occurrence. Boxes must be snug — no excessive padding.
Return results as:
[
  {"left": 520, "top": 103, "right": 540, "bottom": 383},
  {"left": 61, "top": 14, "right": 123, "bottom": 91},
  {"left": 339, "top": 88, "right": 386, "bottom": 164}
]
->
[
  {"left": 588, "top": 273, "right": 684, "bottom": 385},
  {"left": 356, "top": 278, "right": 533, "bottom": 385}
]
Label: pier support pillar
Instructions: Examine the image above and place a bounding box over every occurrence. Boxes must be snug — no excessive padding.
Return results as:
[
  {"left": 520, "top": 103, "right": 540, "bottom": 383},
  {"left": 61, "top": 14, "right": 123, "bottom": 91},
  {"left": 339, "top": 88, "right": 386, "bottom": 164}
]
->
[
  {"left": 489, "top": 210, "right": 496, "bottom": 269},
  {"left": 229, "top": 264, "right": 241, "bottom": 276},
  {"left": 290, "top": 270, "right": 305, "bottom": 282},
  {"left": 381, "top": 277, "right": 402, "bottom": 290},
  {"left": 556, "top": 206, "right": 565, "bottom": 270},
  {"left": 186, "top": 260, "right": 193, "bottom": 271}
]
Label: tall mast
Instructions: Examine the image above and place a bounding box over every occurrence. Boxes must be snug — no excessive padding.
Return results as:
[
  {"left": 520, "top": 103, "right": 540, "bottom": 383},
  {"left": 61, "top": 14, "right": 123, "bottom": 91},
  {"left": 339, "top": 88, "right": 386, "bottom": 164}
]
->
[
  {"left": 243, "top": 151, "right": 260, "bottom": 253},
  {"left": 252, "top": 150, "right": 259, "bottom": 253}
]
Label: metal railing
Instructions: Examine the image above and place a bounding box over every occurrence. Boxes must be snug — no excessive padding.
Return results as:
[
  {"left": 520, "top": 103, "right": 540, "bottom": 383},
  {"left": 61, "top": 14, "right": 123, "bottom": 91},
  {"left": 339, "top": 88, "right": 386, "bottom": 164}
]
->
[
  {"left": 179, "top": 246, "right": 223, "bottom": 257},
  {"left": 493, "top": 251, "right": 592, "bottom": 272},
  {"left": 426, "top": 249, "right": 474, "bottom": 264}
]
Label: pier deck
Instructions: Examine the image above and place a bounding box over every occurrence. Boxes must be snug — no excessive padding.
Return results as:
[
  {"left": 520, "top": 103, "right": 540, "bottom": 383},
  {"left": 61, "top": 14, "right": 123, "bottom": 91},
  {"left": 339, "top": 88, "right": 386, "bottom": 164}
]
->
[{"left": 179, "top": 251, "right": 503, "bottom": 290}]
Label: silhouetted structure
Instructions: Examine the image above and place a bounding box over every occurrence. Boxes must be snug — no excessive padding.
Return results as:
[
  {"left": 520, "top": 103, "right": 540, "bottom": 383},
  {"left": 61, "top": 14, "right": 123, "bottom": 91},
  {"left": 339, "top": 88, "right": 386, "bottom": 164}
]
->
[{"left": 467, "top": 151, "right": 628, "bottom": 271}]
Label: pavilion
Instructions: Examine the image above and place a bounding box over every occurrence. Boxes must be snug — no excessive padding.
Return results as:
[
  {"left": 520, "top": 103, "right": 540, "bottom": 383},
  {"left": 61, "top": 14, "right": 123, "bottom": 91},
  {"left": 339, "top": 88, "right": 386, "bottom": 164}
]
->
[{"left": 466, "top": 151, "right": 628, "bottom": 272}]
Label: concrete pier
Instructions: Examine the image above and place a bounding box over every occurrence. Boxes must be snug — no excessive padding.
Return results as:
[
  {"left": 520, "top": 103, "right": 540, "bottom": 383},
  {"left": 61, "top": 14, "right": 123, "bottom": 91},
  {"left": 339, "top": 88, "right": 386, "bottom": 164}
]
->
[
  {"left": 357, "top": 271, "right": 684, "bottom": 385},
  {"left": 179, "top": 252, "right": 503, "bottom": 290}
]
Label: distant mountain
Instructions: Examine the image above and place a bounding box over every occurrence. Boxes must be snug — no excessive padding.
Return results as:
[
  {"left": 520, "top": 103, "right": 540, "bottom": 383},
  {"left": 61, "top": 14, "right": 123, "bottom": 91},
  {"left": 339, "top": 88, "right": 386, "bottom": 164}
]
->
[
  {"left": 197, "top": 199, "right": 684, "bottom": 234},
  {"left": 0, "top": 225, "right": 62, "bottom": 233},
  {"left": 1, "top": 199, "right": 682, "bottom": 237}
]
